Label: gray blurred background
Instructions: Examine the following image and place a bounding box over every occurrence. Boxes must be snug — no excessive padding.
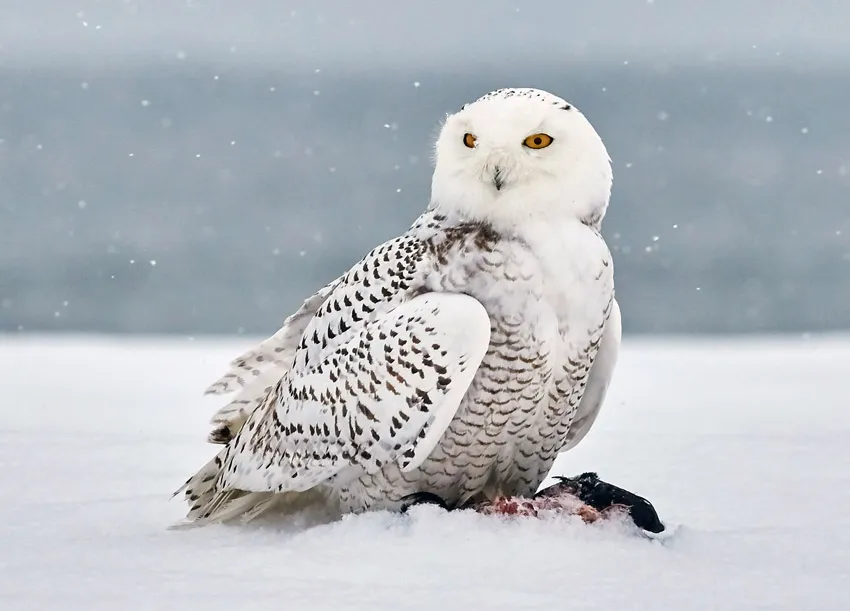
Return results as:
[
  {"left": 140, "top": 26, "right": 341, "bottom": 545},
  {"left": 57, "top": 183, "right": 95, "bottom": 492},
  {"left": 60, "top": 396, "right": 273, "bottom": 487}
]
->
[{"left": 1, "top": 0, "right": 848, "bottom": 336}]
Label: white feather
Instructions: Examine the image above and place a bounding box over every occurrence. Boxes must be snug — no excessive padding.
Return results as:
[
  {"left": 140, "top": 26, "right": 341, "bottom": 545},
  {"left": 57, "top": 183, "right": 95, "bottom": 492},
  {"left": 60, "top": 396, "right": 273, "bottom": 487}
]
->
[
  {"left": 203, "top": 278, "right": 340, "bottom": 397},
  {"left": 560, "top": 298, "right": 622, "bottom": 452}
]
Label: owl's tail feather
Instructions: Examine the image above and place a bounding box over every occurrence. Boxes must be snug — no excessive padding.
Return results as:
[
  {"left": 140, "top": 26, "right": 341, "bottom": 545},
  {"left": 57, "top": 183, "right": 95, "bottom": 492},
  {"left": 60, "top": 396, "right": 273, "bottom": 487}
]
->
[
  {"left": 170, "top": 449, "right": 230, "bottom": 522},
  {"left": 170, "top": 452, "right": 327, "bottom": 529}
]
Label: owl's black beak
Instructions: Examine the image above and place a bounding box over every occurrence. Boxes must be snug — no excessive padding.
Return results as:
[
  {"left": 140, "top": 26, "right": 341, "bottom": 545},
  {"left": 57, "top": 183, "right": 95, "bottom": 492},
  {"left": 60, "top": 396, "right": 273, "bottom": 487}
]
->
[{"left": 493, "top": 166, "right": 504, "bottom": 191}]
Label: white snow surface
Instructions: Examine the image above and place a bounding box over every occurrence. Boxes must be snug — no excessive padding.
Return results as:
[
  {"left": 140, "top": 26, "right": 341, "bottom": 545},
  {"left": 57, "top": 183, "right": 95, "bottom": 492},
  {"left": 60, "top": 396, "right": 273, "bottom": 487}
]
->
[{"left": 1, "top": 334, "right": 849, "bottom": 610}]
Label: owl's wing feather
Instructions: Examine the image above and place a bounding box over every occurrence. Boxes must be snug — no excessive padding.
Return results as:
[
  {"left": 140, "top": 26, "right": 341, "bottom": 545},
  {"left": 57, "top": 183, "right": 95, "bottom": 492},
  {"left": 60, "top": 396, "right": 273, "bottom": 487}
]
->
[
  {"left": 188, "top": 232, "right": 492, "bottom": 516},
  {"left": 217, "top": 291, "right": 491, "bottom": 495},
  {"left": 560, "top": 298, "right": 621, "bottom": 452},
  {"left": 199, "top": 278, "right": 342, "bottom": 441},
  {"left": 204, "top": 277, "right": 342, "bottom": 398}
]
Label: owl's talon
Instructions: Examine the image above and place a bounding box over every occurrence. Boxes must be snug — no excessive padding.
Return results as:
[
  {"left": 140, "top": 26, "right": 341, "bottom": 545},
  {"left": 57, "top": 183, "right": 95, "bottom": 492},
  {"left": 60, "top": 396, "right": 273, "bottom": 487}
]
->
[{"left": 399, "top": 491, "right": 453, "bottom": 513}]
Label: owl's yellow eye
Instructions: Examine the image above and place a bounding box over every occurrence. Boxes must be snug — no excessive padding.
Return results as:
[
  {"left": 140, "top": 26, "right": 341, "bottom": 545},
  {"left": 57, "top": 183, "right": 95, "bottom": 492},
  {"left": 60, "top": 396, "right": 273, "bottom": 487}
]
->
[
  {"left": 463, "top": 133, "right": 477, "bottom": 148},
  {"left": 523, "top": 133, "right": 553, "bottom": 149}
]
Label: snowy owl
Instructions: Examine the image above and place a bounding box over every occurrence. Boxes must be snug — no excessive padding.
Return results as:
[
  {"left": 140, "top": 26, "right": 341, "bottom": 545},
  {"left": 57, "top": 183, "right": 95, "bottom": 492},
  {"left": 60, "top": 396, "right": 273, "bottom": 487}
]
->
[{"left": 175, "top": 87, "right": 663, "bottom": 532}]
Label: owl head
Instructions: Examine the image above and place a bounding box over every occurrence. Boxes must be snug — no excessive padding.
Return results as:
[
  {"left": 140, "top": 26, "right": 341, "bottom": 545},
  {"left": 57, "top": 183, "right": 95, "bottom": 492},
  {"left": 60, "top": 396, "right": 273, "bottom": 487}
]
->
[{"left": 431, "top": 88, "right": 613, "bottom": 233}]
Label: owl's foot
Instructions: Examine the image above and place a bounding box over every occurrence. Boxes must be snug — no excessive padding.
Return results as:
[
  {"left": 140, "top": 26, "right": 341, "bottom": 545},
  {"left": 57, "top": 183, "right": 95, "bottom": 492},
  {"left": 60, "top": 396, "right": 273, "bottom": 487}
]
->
[
  {"left": 399, "top": 491, "right": 453, "bottom": 513},
  {"left": 535, "top": 472, "right": 665, "bottom": 533}
]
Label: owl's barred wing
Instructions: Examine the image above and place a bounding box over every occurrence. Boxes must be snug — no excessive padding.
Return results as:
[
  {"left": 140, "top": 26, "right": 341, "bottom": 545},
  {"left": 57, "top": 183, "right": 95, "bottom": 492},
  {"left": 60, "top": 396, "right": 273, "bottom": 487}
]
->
[
  {"left": 217, "top": 292, "right": 491, "bottom": 494},
  {"left": 199, "top": 278, "right": 342, "bottom": 441},
  {"left": 560, "top": 298, "right": 621, "bottom": 452},
  {"left": 200, "top": 232, "right": 446, "bottom": 448},
  {"left": 204, "top": 277, "right": 342, "bottom": 397}
]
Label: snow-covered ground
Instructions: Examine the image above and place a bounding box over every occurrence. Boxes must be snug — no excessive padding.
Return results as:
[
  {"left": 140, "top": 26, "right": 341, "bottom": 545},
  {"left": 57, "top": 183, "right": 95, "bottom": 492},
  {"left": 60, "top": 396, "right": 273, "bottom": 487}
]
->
[{"left": 1, "top": 334, "right": 848, "bottom": 610}]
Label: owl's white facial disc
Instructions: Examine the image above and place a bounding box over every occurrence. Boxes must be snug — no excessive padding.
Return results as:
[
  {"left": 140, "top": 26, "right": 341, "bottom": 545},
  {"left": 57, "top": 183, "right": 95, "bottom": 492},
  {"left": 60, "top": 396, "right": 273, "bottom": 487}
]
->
[{"left": 430, "top": 88, "right": 613, "bottom": 233}]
